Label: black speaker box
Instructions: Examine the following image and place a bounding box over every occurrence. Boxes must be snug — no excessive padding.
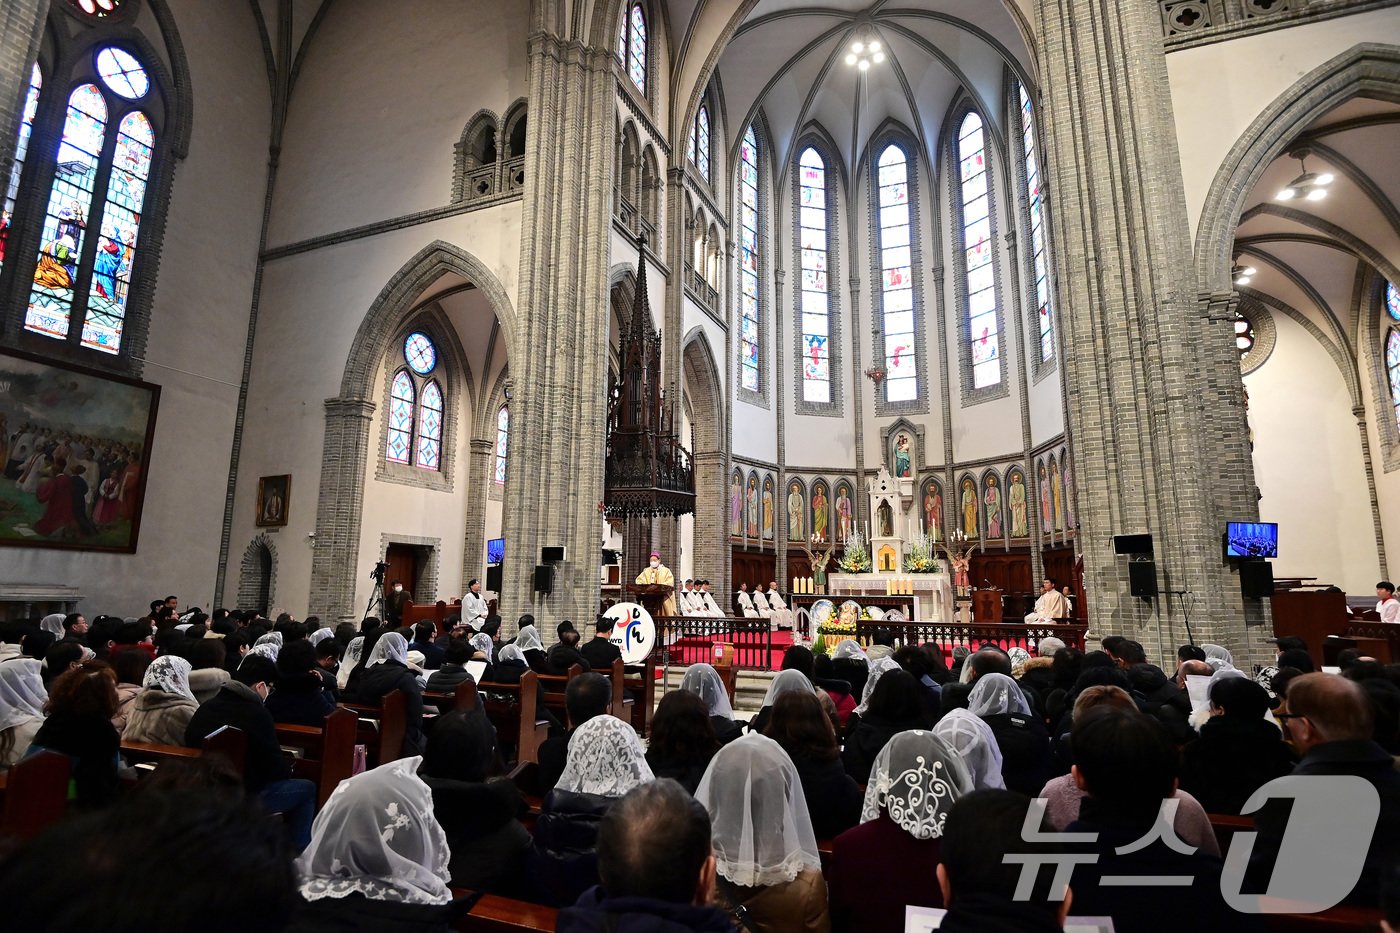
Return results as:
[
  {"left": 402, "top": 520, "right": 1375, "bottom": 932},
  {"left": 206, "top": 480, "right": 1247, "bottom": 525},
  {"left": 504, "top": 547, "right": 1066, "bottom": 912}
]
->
[
  {"left": 1113, "top": 533, "right": 1155, "bottom": 555},
  {"left": 541, "top": 545, "right": 566, "bottom": 563},
  {"left": 1240, "top": 560, "right": 1274, "bottom": 599},
  {"left": 533, "top": 564, "right": 553, "bottom": 594},
  {"left": 1128, "top": 561, "right": 1158, "bottom": 598},
  {"left": 485, "top": 564, "right": 503, "bottom": 593}
]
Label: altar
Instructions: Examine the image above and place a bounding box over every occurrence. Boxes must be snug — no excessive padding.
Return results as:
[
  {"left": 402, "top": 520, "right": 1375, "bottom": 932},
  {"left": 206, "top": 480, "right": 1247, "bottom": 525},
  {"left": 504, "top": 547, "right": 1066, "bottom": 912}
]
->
[{"left": 825, "top": 572, "right": 954, "bottom": 623}]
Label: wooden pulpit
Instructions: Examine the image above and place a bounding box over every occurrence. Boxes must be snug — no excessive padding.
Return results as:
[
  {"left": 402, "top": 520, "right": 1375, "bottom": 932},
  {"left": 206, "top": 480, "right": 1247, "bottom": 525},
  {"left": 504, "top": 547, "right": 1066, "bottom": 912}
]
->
[
  {"left": 972, "top": 588, "right": 1004, "bottom": 624},
  {"left": 628, "top": 583, "right": 674, "bottom": 618}
]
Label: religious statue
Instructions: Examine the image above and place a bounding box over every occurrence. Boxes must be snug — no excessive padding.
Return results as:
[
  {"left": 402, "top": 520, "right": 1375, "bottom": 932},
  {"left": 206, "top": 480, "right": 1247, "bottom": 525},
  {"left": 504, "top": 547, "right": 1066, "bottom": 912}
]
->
[
  {"left": 1039, "top": 462, "right": 1052, "bottom": 532},
  {"left": 984, "top": 476, "right": 1002, "bottom": 538},
  {"left": 746, "top": 476, "right": 759, "bottom": 538},
  {"left": 938, "top": 530, "right": 975, "bottom": 599},
  {"left": 877, "top": 501, "right": 893, "bottom": 537},
  {"left": 835, "top": 484, "right": 852, "bottom": 541},
  {"left": 812, "top": 483, "right": 829, "bottom": 542},
  {"left": 1009, "top": 470, "right": 1029, "bottom": 538},
  {"left": 1051, "top": 460, "right": 1065, "bottom": 532},
  {"left": 1063, "top": 460, "right": 1076, "bottom": 529},
  {"left": 960, "top": 478, "right": 978, "bottom": 539},
  {"left": 894, "top": 433, "right": 912, "bottom": 477},
  {"left": 762, "top": 478, "right": 774, "bottom": 540},
  {"left": 923, "top": 482, "right": 942, "bottom": 540},
  {"left": 730, "top": 472, "right": 743, "bottom": 536},
  {"left": 787, "top": 483, "right": 804, "bottom": 541},
  {"left": 801, "top": 534, "right": 837, "bottom": 596}
]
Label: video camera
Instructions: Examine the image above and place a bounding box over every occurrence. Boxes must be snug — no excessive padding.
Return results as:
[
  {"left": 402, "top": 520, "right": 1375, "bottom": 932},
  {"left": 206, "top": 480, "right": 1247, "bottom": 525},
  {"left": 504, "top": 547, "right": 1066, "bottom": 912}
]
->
[{"left": 369, "top": 560, "right": 390, "bottom": 584}]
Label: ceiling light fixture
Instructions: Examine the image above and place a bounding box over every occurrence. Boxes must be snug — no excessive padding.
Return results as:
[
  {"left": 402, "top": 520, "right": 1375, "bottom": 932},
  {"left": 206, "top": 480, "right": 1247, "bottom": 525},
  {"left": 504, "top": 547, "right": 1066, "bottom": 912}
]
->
[
  {"left": 1276, "top": 149, "right": 1335, "bottom": 202},
  {"left": 846, "top": 31, "right": 884, "bottom": 71},
  {"left": 1231, "top": 258, "right": 1257, "bottom": 287}
]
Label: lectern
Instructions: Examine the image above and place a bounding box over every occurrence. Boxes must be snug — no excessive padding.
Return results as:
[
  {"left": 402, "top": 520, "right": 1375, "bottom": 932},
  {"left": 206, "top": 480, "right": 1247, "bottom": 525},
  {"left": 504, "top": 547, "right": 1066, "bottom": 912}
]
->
[
  {"left": 973, "top": 588, "right": 1004, "bottom": 624},
  {"left": 628, "top": 583, "right": 674, "bottom": 618}
]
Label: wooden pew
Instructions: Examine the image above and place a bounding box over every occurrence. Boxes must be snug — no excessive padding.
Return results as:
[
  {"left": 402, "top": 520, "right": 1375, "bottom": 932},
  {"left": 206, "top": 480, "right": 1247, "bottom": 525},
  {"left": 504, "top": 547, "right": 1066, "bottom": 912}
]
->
[
  {"left": 405, "top": 599, "right": 465, "bottom": 635},
  {"left": 621, "top": 654, "right": 656, "bottom": 736},
  {"left": 340, "top": 689, "right": 408, "bottom": 767},
  {"left": 454, "top": 890, "right": 558, "bottom": 932},
  {"left": 0, "top": 750, "right": 71, "bottom": 840},
  {"left": 122, "top": 725, "right": 248, "bottom": 776},
  {"left": 424, "top": 678, "right": 479, "bottom": 715},
  {"left": 535, "top": 664, "right": 584, "bottom": 719},
  {"left": 478, "top": 671, "right": 548, "bottom": 765},
  {"left": 275, "top": 707, "right": 358, "bottom": 807},
  {"left": 606, "top": 658, "right": 634, "bottom": 722}
]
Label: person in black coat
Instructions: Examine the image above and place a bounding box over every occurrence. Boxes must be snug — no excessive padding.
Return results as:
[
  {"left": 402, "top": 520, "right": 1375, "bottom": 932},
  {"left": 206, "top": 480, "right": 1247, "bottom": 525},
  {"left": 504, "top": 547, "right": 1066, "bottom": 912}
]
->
[
  {"left": 643, "top": 691, "right": 719, "bottom": 795},
  {"left": 266, "top": 641, "right": 336, "bottom": 728},
  {"left": 1179, "top": 677, "right": 1296, "bottom": 815},
  {"left": 408, "top": 622, "right": 446, "bottom": 671},
  {"left": 548, "top": 622, "right": 592, "bottom": 675},
  {"left": 355, "top": 632, "right": 427, "bottom": 757},
  {"left": 29, "top": 661, "right": 121, "bottom": 810},
  {"left": 425, "top": 639, "right": 476, "bottom": 693},
  {"left": 185, "top": 656, "right": 317, "bottom": 850},
  {"left": 967, "top": 673, "right": 1055, "bottom": 797},
  {"left": 843, "top": 670, "right": 932, "bottom": 784},
  {"left": 1124, "top": 662, "right": 1195, "bottom": 744},
  {"left": 578, "top": 615, "right": 622, "bottom": 671},
  {"left": 539, "top": 673, "right": 612, "bottom": 794},
  {"left": 768, "top": 690, "right": 863, "bottom": 838}
]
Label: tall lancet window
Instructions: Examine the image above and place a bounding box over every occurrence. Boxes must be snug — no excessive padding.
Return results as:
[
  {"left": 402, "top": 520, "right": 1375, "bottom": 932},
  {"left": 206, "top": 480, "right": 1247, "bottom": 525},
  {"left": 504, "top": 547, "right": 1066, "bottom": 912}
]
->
[
  {"left": 956, "top": 111, "right": 1001, "bottom": 391},
  {"left": 618, "top": 3, "right": 647, "bottom": 95},
  {"left": 798, "top": 147, "right": 831, "bottom": 404},
  {"left": 875, "top": 144, "right": 917, "bottom": 402},
  {"left": 738, "top": 126, "right": 761, "bottom": 392},
  {"left": 1018, "top": 84, "right": 1054, "bottom": 365}
]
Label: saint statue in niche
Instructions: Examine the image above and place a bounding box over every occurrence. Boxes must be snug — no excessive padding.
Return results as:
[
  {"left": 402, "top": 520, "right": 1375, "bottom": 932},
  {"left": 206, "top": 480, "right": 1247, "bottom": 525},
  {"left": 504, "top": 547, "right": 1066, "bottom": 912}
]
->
[
  {"left": 1008, "top": 470, "right": 1029, "bottom": 538},
  {"left": 1062, "top": 456, "right": 1076, "bottom": 529},
  {"left": 787, "top": 483, "right": 804, "bottom": 541},
  {"left": 835, "top": 483, "right": 853, "bottom": 542},
  {"left": 961, "top": 478, "right": 978, "bottom": 539},
  {"left": 1039, "top": 462, "right": 1052, "bottom": 533},
  {"left": 1051, "top": 460, "right": 1064, "bottom": 532},
  {"left": 924, "top": 482, "right": 942, "bottom": 540},
  {"left": 877, "top": 501, "right": 894, "bottom": 537},
  {"left": 762, "top": 478, "right": 774, "bottom": 540},
  {"left": 984, "top": 476, "right": 1003, "bottom": 538},
  {"left": 894, "top": 433, "right": 912, "bottom": 477},
  {"left": 812, "top": 483, "right": 829, "bottom": 542},
  {"left": 730, "top": 471, "right": 743, "bottom": 536},
  {"left": 746, "top": 476, "right": 759, "bottom": 538}
]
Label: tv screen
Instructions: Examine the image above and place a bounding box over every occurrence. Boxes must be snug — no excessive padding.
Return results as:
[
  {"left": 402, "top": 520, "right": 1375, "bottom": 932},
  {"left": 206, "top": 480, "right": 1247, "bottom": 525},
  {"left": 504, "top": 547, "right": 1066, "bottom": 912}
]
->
[
  {"left": 1225, "top": 522, "right": 1277, "bottom": 559},
  {"left": 487, "top": 538, "right": 504, "bottom": 565},
  {"left": 1112, "top": 533, "right": 1154, "bottom": 555}
]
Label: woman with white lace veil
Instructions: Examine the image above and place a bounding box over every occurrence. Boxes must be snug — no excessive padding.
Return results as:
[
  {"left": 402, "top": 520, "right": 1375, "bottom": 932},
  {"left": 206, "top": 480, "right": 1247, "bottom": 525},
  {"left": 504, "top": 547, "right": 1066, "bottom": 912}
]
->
[
  {"left": 337, "top": 635, "right": 364, "bottom": 690},
  {"left": 694, "top": 732, "right": 829, "bottom": 932},
  {"left": 680, "top": 662, "right": 742, "bottom": 745},
  {"left": 528, "top": 715, "right": 653, "bottom": 907},
  {"left": 749, "top": 668, "right": 817, "bottom": 735},
  {"left": 933, "top": 708, "right": 1006, "bottom": 790},
  {"left": 1203, "top": 644, "right": 1235, "bottom": 673},
  {"left": 830, "top": 638, "right": 871, "bottom": 703},
  {"left": 853, "top": 657, "right": 902, "bottom": 718},
  {"left": 966, "top": 672, "right": 1054, "bottom": 796},
  {"left": 307, "top": 627, "right": 334, "bottom": 646},
  {"left": 828, "top": 730, "right": 973, "bottom": 932},
  {"left": 39, "top": 614, "right": 66, "bottom": 638},
  {"left": 514, "top": 624, "right": 551, "bottom": 675},
  {"left": 122, "top": 655, "right": 198, "bottom": 746},
  {"left": 291, "top": 756, "right": 465, "bottom": 930},
  {"left": 0, "top": 659, "right": 47, "bottom": 770}
]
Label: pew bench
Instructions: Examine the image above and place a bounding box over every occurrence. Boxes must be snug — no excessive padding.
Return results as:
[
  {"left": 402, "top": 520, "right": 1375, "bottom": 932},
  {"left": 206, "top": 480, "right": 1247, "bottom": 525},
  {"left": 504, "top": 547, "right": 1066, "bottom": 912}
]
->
[
  {"left": 424, "top": 679, "right": 480, "bottom": 716},
  {"left": 0, "top": 750, "right": 71, "bottom": 840},
  {"left": 621, "top": 655, "right": 656, "bottom": 736},
  {"left": 535, "top": 664, "right": 584, "bottom": 718},
  {"left": 275, "top": 707, "right": 358, "bottom": 807},
  {"left": 454, "top": 891, "right": 558, "bottom": 932},
  {"left": 340, "top": 689, "right": 407, "bottom": 767},
  {"left": 121, "top": 724, "right": 247, "bottom": 777},
  {"left": 478, "top": 671, "right": 549, "bottom": 765}
]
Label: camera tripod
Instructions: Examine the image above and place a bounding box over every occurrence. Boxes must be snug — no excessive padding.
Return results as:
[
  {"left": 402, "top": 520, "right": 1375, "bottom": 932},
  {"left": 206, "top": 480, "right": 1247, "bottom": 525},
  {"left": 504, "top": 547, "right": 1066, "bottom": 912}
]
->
[{"left": 362, "top": 559, "right": 389, "bottom": 624}]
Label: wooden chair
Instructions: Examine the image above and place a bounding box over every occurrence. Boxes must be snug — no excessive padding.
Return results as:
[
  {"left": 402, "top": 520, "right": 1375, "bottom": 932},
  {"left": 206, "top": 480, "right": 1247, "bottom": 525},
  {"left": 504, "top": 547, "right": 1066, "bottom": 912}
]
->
[
  {"left": 424, "top": 679, "right": 479, "bottom": 715},
  {"left": 621, "top": 654, "right": 657, "bottom": 736},
  {"left": 122, "top": 725, "right": 248, "bottom": 777},
  {"left": 606, "top": 658, "right": 634, "bottom": 722},
  {"left": 478, "top": 671, "right": 549, "bottom": 765},
  {"left": 275, "top": 707, "right": 358, "bottom": 807},
  {"left": 454, "top": 891, "right": 559, "bottom": 932},
  {"left": 0, "top": 750, "right": 71, "bottom": 840},
  {"left": 341, "top": 689, "right": 408, "bottom": 766}
]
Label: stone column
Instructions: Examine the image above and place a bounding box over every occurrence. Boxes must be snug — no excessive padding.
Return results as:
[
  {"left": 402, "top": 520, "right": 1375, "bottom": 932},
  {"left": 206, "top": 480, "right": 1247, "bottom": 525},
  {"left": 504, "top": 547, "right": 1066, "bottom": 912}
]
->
[
  {"left": 1035, "top": 0, "right": 1260, "bottom": 664},
  {"left": 309, "top": 398, "right": 377, "bottom": 621},
  {"left": 460, "top": 439, "right": 495, "bottom": 590},
  {"left": 0, "top": 0, "right": 44, "bottom": 213},
  {"left": 500, "top": 31, "right": 616, "bottom": 628}
]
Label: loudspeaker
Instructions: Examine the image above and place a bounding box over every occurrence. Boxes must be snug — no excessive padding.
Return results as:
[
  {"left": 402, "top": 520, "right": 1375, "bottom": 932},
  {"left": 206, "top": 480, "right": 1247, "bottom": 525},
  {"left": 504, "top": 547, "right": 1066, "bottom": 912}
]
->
[
  {"left": 1113, "top": 533, "right": 1154, "bottom": 555},
  {"left": 1240, "top": 560, "right": 1274, "bottom": 599},
  {"left": 485, "top": 564, "right": 503, "bottom": 593},
  {"left": 541, "top": 545, "right": 567, "bottom": 563},
  {"left": 533, "top": 564, "right": 553, "bottom": 594},
  {"left": 1128, "top": 561, "right": 1158, "bottom": 598}
]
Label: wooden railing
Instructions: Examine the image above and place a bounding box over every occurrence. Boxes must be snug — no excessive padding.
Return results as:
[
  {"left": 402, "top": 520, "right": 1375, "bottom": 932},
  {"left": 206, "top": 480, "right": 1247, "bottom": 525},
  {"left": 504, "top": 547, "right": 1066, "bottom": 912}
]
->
[
  {"left": 656, "top": 615, "right": 776, "bottom": 670},
  {"left": 852, "top": 620, "right": 1088, "bottom": 654},
  {"left": 684, "top": 262, "right": 719, "bottom": 312}
]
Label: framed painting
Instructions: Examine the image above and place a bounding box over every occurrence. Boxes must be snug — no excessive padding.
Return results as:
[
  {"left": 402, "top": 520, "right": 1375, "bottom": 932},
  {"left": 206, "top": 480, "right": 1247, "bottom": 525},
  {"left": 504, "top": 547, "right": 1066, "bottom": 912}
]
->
[
  {"left": 0, "top": 346, "right": 159, "bottom": 553},
  {"left": 256, "top": 474, "right": 291, "bottom": 528}
]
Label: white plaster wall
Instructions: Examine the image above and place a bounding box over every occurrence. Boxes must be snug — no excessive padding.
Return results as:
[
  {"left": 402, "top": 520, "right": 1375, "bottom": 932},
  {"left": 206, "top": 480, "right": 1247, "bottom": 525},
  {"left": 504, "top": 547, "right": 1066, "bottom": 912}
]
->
[
  {"left": 1168, "top": 7, "right": 1400, "bottom": 239},
  {"left": 1245, "top": 311, "right": 1380, "bottom": 591},
  {"left": 7, "top": 1, "right": 269, "bottom": 616},
  {"left": 266, "top": 0, "right": 530, "bottom": 247}
]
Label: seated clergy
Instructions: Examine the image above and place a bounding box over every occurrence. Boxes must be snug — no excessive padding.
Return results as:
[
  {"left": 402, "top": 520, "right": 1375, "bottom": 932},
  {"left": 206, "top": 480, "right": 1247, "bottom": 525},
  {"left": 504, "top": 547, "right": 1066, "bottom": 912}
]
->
[
  {"left": 735, "top": 584, "right": 760, "bottom": 619},
  {"left": 752, "top": 585, "right": 773, "bottom": 618},
  {"left": 766, "top": 582, "right": 795, "bottom": 631},
  {"left": 1024, "top": 577, "right": 1069, "bottom": 624},
  {"left": 698, "top": 582, "right": 724, "bottom": 618}
]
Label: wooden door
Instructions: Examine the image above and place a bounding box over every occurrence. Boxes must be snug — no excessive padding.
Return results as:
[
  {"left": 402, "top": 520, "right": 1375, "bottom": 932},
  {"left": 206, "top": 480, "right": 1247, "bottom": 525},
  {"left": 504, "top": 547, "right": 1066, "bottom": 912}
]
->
[{"left": 385, "top": 544, "right": 419, "bottom": 600}]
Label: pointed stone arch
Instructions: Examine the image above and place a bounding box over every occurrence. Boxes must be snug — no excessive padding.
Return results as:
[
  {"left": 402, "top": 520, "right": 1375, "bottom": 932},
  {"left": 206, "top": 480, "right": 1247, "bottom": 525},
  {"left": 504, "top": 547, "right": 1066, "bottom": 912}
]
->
[
  {"left": 683, "top": 328, "right": 728, "bottom": 592},
  {"left": 237, "top": 534, "right": 278, "bottom": 614}
]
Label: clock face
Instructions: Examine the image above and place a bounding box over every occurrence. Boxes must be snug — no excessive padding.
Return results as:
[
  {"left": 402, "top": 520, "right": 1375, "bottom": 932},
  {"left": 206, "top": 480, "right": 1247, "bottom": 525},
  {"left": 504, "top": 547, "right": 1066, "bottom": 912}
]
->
[{"left": 404, "top": 332, "right": 437, "bottom": 375}]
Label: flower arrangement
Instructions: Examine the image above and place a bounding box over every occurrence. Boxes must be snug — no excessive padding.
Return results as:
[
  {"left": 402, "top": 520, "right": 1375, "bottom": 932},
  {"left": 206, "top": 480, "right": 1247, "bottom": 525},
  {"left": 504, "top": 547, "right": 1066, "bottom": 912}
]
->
[
  {"left": 817, "top": 618, "right": 858, "bottom": 636},
  {"left": 838, "top": 529, "right": 872, "bottom": 574},
  {"left": 904, "top": 530, "right": 942, "bottom": 574}
]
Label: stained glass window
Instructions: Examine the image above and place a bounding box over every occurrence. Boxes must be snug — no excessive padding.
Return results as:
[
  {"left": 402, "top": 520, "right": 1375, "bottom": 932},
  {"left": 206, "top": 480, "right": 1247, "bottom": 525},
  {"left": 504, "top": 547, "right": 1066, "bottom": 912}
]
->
[
  {"left": 0, "top": 64, "right": 42, "bottom": 282},
  {"left": 621, "top": 3, "right": 647, "bottom": 95},
  {"left": 417, "top": 381, "right": 443, "bottom": 470},
  {"left": 96, "top": 48, "right": 148, "bottom": 99},
  {"left": 957, "top": 112, "right": 1001, "bottom": 390},
  {"left": 494, "top": 405, "right": 509, "bottom": 485},
  {"left": 25, "top": 83, "right": 108, "bottom": 341},
  {"left": 693, "top": 105, "right": 711, "bottom": 183},
  {"left": 82, "top": 110, "right": 150, "bottom": 352},
  {"left": 1387, "top": 281, "right": 1400, "bottom": 322},
  {"left": 738, "top": 126, "right": 761, "bottom": 393},
  {"left": 876, "top": 144, "right": 917, "bottom": 402},
  {"left": 798, "top": 147, "right": 831, "bottom": 404},
  {"left": 67, "top": 0, "right": 124, "bottom": 17},
  {"left": 387, "top": 371, "right": 415, "bottom": 465},
  {"left": 1235, "top": 311, "right": 1255, "bottom": 355},
  {"left": 1019, "top": 84, "right": 1054, "bottom": 364},
  {"left": 1388, "top": 329, "right": 1400, "bottom": 432},
  {"left": 405, "top": 332, "right": 437, "bottom": 374}
]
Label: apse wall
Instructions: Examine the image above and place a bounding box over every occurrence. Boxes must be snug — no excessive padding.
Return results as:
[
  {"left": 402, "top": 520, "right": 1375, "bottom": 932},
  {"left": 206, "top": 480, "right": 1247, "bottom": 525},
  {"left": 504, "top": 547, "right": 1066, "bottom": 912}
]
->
[{"left": 6, "top": 0, "right": 270, "bottom": 615}]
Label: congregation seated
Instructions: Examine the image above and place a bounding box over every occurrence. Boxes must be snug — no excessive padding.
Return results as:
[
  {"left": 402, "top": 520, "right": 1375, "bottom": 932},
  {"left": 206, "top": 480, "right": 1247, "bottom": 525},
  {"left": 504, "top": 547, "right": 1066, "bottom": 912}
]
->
[
  {"left": 558, "top": 779, "right": 732, "bottom": 932},
  {"left": 408, "top": 620, "right": 446, "bottom": 671},
  {"left": 353, "top": 631, "right": 427, "bottom": 757},
  {"left": 108, "top": 648, "right": 150, "bottom": 734},
  {"left": 694, "top": 733, "right": 829, "bottom": 932},
  {"left": 765, "top": 690, "right": 862, "bottom": 839},
  {"left": 548, "top": 620, "right": 592, "bottom": 674},
  {"left": 515, "top": 623, "right": 554, "bottom": 676},
  {"left": 842, "top": 663, "right": 930, "bottom": 783},
  {"left": 893, "top": 645, "right": 943, "bottom": 718},
  {"left": 965, "top": 673, "right": 1054, "bottom": 797},
  {"left": 578, "top": 615, "right": 622, "bottom": 669},
  {"left": 1178, "top": 676, "right": 1296, "bottom": 815},
  {"left": 829, "top": 639, "right": 870, "bottom": 700},
  {"left": 122, "top": 654, "right": 199, "bottom": 746},
  {"left": 810, "top": 654, "right": 857, "bottom": 731},
  {"left": 30, "top": 660, "right": 122, "bottom": 809},
  {"left": 424, "top": 637, "right": 476, "bottom": 692},
  {"left": 747, "top": 668, "right": 815, "bottom": 736},
  {"left": 933, "top": 708, "right": 1006, "bottom": 790},
  {"left": 678, "top": 662, "right": 744, "bottom": 745},
  {"left": 0, "top": 658, "right": 47, "bottom": 771},
  {"left": 538, "top": 672, "right": 612, "bottom": 795},
  {"left": 265, "top": 640, "right": 336, "bottom": 728},
  {"left": 645, "top": 690, "right": 720, "bottom": 795},
  {"left": 288, "top": 758, "right": 470, "bottom": 933},
  {"left": 829, "top": 730, "right": 972, "bottom": 933},
  {"left": 419, "top": 703, "right": 531, "bottom": 896},
  {"left": 528, "top": 714, "right": 653, "bottom": 908}
]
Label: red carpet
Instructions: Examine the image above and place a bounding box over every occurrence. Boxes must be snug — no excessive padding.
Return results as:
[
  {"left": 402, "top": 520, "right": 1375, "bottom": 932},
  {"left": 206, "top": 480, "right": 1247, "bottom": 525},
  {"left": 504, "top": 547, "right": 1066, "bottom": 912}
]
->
[{"left": 660, "top": 630, "right": 1042, "bottom": 672}]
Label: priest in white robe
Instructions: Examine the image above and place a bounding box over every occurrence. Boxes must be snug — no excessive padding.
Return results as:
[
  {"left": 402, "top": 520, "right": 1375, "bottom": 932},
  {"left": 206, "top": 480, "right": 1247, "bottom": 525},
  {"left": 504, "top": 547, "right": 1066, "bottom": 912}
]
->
[
  {"left": 766, "top": 581, "right": 796, "bottom": 631},
  {"left": 753, "top": 586, "right": 773, "bottom": 622},
  {"left": 699, "top": 582, "right": 724, "bottom": 617},
  {"left": 1024, "top": 578, "right": 1070, "bottom": 624},
  {"left": 736, "top": 584, "right": 760, "bottom": 618}
]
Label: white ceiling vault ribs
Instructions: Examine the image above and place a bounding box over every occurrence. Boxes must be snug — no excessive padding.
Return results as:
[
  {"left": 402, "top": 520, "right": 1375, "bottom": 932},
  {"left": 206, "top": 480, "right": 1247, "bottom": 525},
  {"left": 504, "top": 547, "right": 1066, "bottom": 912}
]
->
[{"left": 248, "top": 0, "right": 336, "bottom": 144}]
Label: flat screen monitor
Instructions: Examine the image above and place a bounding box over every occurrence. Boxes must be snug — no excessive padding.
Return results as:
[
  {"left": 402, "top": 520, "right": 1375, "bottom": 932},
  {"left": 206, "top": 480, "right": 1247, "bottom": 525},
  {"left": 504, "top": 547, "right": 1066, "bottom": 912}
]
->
[
  {"left": 1225, "top": 522, "right": 1278, "bottom": 559},
  {"left": 1112, "top": 533, "right": 1154, "bottom": 555},
  {"left": 486, "top": 537, "right": 504, "bottom": 565}
]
